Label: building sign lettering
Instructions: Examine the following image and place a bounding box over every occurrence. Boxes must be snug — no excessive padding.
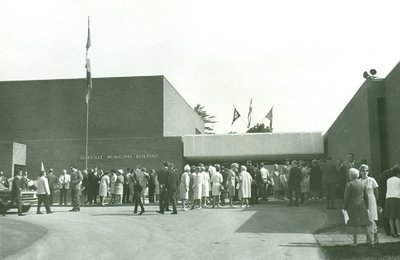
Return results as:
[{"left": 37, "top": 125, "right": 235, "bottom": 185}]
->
[{"left": 80, "top": 154, "right": 160, "bottom": 160}]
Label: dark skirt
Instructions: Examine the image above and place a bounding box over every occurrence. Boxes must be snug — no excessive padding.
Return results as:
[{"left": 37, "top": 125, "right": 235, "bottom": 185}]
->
[{"left": 384, "top": 198, "right": 400, "bottom": 218}]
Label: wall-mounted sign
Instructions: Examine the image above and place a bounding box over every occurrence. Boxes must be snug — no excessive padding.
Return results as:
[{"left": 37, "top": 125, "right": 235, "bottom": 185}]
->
[{"left": 80, "top": 154, "right": 160, "bottom": 160}]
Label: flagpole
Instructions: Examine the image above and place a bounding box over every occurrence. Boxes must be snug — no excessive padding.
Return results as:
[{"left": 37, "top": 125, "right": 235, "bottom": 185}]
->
[
  {"left": 85, "top": 98, "right": 89, "bottom": 170},
  {"left": 85, "top": 16, "right": 91, "bottom": 170}
]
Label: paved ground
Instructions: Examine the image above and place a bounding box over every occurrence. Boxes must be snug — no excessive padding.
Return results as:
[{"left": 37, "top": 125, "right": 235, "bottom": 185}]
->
[
  {"left": 1, "top": 202, "right": 335, "bottom": 260},
  {"left": 4, "top": 201, "right": 394, "bottom": 260}
]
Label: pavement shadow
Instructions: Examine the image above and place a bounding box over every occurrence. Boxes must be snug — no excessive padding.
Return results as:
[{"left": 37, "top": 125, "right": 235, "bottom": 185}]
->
[
  {"left": 279, "top": 242, "right": 320, "bottom": 248},
  {"left": 235, "top": 204, "right": 335, "bottom": 234}
]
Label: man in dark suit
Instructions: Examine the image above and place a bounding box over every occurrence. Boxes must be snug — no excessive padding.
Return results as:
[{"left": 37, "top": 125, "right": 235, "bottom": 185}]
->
[
  {"left": 167, "top": 163, "right": 179, "bottom": 214},
  {"left": 47, "top": 168, "right": 56, "bottom": 205},
  {"left": 287, "top": 160, "right": 302, "bottom": 207},
  {"left": 12, "top": 170, "right": 24, "bottom": 216},
  {"left": 321, "top": 157, "right": 338, "bottom": 209},
  {"left": 344, "top": 153, "right": 356, "bottom": 183},
  {"left": 148, "top": 169, "right": 156, "bottom": 203},
  {"left": 336, "top": 159, "right": 347, "bottom": 199},
  {"left": 157, "top": 161, "right": 169, "bottom": 214}
]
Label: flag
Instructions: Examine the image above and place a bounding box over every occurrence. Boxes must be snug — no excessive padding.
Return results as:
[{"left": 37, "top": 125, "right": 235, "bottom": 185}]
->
[
  {"left": 266, "top": 106, "right": 273, "bottom": 128},
  {"left": 232, "top": 107, "right": 241, "bottom": 125},
  {"left": 85, "top": 17, "right": 92, "bottom": 104},
  {"left": 247, "top": 98, "right": 253, "bottom": 128},
  {"left": 41, "top": 162, "right": 45, "bottom": 172}
]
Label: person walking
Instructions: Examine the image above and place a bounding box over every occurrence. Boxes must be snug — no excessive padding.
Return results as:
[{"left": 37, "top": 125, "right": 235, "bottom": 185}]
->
[
  {"left": 343, "top": 168, "right": 372, "bottom": 247},
  {"left": 59, "top": 169, "right": 71, "bottom": 205},
  {"left": 11, "top": 170, "right": 24, "bottom": 216},
  {"left": 69, "top": 167, "right": 83, "bottom": 212},
  {"left": 37, "top": 171, "right": 53, "bottom": 214},
  {"left": 132, "top": 168, "right": 147, "bottom": 215},
  {"left": 180, "top": 165, "right": 190, "bottom": 211}
]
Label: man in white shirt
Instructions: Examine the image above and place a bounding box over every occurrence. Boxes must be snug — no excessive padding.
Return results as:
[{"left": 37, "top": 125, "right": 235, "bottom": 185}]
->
[
  {"left": 59, "top": 169, "right": 71, "bottom": 205},
  {"left": 36, "top": 171, "right": 53, "bottom": 214},
  {"left": 260, "top": 163, "right": 270, "bottom": 201}
]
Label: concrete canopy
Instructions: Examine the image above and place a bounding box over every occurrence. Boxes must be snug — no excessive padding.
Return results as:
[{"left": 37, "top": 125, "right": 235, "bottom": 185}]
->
[{"left": 182, "top": 132, "right": 324, "bottom": 162}]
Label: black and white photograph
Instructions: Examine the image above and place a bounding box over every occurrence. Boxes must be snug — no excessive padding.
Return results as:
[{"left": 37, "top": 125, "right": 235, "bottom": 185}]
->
[{"left": 1, "top": 1, "right": 400, "bottom": 259}]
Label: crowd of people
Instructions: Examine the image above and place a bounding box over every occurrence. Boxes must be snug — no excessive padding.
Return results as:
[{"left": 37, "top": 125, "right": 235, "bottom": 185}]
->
[{"left": 1, "top": 152, "right": 400, "bottom": 247}]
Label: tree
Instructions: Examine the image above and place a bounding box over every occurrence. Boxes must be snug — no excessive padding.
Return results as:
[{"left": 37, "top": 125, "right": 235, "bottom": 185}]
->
[
  {"left": 246, "top": 123, "right": 272, "bottom": 133},
  {"left": 194, "top": 104, "right": 217, "bottom": 134}
]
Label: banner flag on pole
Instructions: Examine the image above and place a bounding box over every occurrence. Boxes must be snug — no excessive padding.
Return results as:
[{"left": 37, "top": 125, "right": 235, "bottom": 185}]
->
[
  {"left": 232, "top": 107, "right": 241, "bottom": 125},
  {"left": 266, "top": 106, "right": 273, "bottom": 128},
  {"left": 247, "top": 98, "right": 253, "bottom": 128},
  {"left": 85, "top": 16, "right": 92, "bottom": 104}
]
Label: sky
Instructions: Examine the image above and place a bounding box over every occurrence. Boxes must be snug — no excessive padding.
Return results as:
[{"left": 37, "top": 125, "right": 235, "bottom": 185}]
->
[{"left": 1, "top": 0, "right": 400, "bottom": 134}]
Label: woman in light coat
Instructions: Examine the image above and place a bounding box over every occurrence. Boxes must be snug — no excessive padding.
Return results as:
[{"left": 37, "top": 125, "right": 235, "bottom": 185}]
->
[
  {"left": 110, "top": 170, "right": 117, "bottom": 205},
  {"left": 200, "top": 167, "right": 210, "bottom": 207},
  {"left": 115, "top": 170, "right": 124, "bottom": 205},
  {"left": 239, "top": 165, "right": 253, "bottom": 207},
  {"left": 180, "top": 165, "right": 190, "bottom": 210},
  {"left": 343, "top": 168, "right": 372, "bottom": 247},
  {"left": 191, "top": 167, "right": 202, "bottom": 210},
  {"left": 99, "top": 172, "right": 110, "bottom": 206},
  {"left": 211, "top": 164, "right": 223, "bottom": 208}
]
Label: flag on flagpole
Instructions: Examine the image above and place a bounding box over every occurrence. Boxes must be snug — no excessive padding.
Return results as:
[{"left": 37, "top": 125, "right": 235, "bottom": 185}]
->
[
  {"left": 85, "top": 17, "right": 92, "bottom": 104},
  {"left": 266, "top": 106, "right": 273, "bottom": 128},
  {"left": 247, "top": 98, "right": 253, "bottom": 128},
  {"left": 41, "top": 162, "right": 45, "bottom": 172},
  {"left": 232, "top": 107, "right": 241, "bottom": 125}
]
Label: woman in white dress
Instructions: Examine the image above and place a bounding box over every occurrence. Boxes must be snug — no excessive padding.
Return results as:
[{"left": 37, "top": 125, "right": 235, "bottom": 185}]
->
[
  {"left": 191, "top": 167, "right": 202, "bottom": 210},
  {"left": 239, "top": 165, "right": 253, "bottom": 207},
  {"left": 360, "top": 164, "right": 379, "bottom": 244},
  {"left": 180, "top": 165, "right": 190, "bottom": 210},
  {"left": 211, "top": 164, "right": 223, "bottom": 208},
  {"left": 115, "top": 169, "right": 124, "bottom": 205},
  {"left": 200, "top": 167, "right": 210, "bottom": 207},
  {"left": 99, "top": 172, "right": 110, "bottom": 206}
]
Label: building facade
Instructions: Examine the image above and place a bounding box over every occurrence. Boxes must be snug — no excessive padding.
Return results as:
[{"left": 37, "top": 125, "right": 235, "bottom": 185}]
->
[
  {"left": 324, "top": 62, "right": 400, "bottom": 178},
  {"left": 0, "top": 76, "right": 204, "bottom": 175}
]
